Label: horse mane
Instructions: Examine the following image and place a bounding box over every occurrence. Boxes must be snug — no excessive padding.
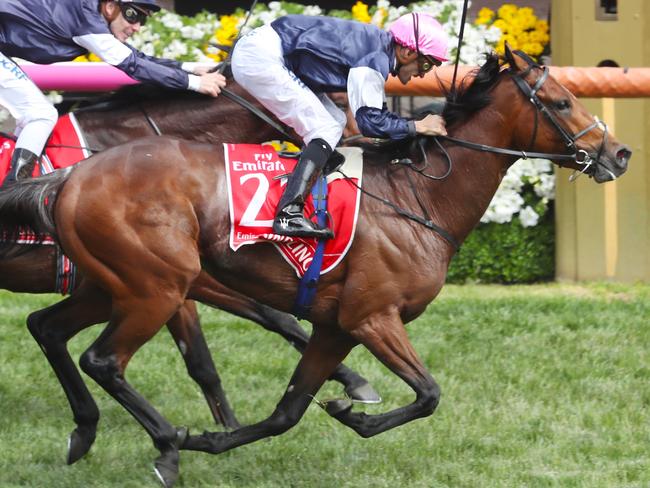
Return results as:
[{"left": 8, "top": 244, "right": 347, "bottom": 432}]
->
[{"left": 442, "top": 52, "right": 505, "bottom": 127}]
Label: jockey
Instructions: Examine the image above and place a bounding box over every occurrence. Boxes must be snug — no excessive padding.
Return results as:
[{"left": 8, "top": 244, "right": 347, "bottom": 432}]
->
[
  {"left": 0, "top": 0, "right": 226, "bottom": 186},
  {"left": 231, "top": 13, "right": 449, "bottom": 240}
]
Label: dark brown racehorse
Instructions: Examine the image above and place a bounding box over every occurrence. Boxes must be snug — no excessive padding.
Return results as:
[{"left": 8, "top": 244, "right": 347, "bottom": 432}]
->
[
  {"left": 0, "top": 82, "right": 377, "bottom": 465},
  {"left": 0, "top": 49, "right": 631, "bottom": 487}
]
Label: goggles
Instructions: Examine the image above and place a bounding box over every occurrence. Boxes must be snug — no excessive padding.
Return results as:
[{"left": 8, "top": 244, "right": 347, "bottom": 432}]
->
[{"left": 119, "top": 3, "right": 150, "bottom": 25}]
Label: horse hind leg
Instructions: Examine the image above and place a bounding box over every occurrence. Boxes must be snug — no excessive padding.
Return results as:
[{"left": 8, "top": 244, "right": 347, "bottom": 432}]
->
[
  {"left": 323, "top": 308, "right": 441, "bottom": 438},
  {"left": 166, "top": 300, "right": 241, "bottom": 429},
  {"left": 79, "top": 296, "right": 189, "bottom": 488},
  {"left": 182, "top": 324, "right": 356, "bottom": 455},
  {"left": 26, "top": 281, "right": 111, "bottom": 464}
]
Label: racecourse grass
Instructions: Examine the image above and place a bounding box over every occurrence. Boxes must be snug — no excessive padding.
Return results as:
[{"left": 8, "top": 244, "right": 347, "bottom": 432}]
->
[{"left": 0, "top": 283, "right": 649, "bottom": 487}]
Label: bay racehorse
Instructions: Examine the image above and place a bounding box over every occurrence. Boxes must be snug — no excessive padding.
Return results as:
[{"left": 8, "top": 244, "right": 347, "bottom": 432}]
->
[
  {"left": 0, "top": 82, "right": 376, "bottom": 465},
  {"left": 0, "top": 48, "right": 631, "bottom": 487}
]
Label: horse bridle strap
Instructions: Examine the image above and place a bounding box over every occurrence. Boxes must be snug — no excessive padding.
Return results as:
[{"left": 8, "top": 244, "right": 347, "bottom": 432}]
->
[{"left": 437, "top": 135, "right": 587, "bottom": 162}]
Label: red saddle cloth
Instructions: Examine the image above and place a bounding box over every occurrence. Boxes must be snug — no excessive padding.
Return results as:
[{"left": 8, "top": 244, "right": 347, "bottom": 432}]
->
[
  {"left": 225, "top": 143, "right": 363, "bottom": 277},
  {"left": 0, "top": 113, "right": 90, "bottom": 184}
]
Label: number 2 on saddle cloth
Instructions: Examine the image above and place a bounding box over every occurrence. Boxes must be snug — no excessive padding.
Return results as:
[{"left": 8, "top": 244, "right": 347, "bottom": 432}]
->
[{"left": 224, "top": 143, "right": 364, "bottom": 318}]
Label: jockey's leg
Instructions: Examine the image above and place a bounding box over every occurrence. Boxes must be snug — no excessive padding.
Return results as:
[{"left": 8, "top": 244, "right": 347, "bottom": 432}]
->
[
  {"left": 0, "top": 51, "right": 57, "bottom": 186},
  {"left": 232, "top": 25, "right": 343, "bottom": 239},
  {"left": 272, "top": 137, "right": 334, "bottom": 239}
]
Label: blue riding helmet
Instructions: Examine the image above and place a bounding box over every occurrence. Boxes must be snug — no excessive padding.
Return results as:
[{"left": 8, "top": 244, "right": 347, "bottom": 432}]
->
[{"left": 118, "top": 0, "right": 161, "bottom": 12}]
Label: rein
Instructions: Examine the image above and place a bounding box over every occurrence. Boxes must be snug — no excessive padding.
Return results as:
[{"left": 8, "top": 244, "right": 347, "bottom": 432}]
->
[{"left": 337, "top": 166, "right": 460, "bottom": 251}]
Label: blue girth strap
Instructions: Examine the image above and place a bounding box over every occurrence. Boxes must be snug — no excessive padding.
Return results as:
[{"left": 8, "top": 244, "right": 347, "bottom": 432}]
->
[{"left": 292, "top": 174, "right": 329, "bottom": 319}]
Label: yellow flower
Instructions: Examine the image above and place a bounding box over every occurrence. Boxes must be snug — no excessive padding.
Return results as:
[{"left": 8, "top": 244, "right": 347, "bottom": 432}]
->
[
  {"left": 352, "top": 1, "right": 371, "bottom": 23},
  {"left": 516, "top": 31, "right": 530, "bottom": 44},
  {"left": 521, "top": 42, "right": 544, "bottom": 56},
  {"left": 497, "top": 4, "right": 518, "bottom": 19},
  {"left": 492, "top": 19, "right": 509, "bottom": 33},
  {"left": 475, "top": 7, "right": 494, "bottom": 25},
  {"left": 535, "top": 20, "right": 549, "bottom": 32}
]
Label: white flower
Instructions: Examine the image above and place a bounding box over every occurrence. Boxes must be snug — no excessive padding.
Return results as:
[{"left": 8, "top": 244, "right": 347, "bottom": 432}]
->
[
  {"left": 302, "top": 6, "right": 322, "bottom": 16},
  {"left": 160, "top": 12, "right": 183, "bottom": 30},
  {"left": 46, "top": 91, "right": 63, "bottom": 104},
  {"left": 519, "top": 205, "right": 540, "bottom": 227},
  {"left": 180, "top": 25, "right": 205, "bottom": 40}
]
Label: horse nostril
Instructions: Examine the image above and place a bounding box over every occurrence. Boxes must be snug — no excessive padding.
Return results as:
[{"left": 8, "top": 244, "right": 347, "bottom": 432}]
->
[{"left": 616, "top": 147, "right": 632, "bottom": 167}]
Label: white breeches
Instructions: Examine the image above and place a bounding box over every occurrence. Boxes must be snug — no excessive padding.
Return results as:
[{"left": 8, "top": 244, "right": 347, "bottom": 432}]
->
[
  {"left": 231, "top": 24, "right": 346, "bottom": 150},
  {"left": 0, "top": 52, "right": 57, "bottom": 155}
]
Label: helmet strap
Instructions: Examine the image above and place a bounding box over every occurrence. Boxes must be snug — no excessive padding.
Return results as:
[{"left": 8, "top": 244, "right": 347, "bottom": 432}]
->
[{"left": 412, "top": 13, "right": 421, "bottom": 57}]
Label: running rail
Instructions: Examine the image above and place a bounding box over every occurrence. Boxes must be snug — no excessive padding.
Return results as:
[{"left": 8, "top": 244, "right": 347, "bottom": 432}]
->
[{"left": 19, "top": 62, "right": 650, "bottom": 97}]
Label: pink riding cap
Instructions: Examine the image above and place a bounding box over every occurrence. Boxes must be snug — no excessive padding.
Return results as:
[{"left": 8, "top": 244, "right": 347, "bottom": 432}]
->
[{"left": 389, "top": 13, "right": 449, "bottom": 62}]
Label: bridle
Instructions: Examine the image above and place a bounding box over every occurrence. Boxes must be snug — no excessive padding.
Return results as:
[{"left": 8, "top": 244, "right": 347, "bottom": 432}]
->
[
  {"left": 369, "top": 52, "right": 614, "bottom": 250},
  {"left": 433, "top": 52, "right": 612, "bottom": 181},
  {"left": 509, "top": 52, "right": 609, "bottom": 179}
]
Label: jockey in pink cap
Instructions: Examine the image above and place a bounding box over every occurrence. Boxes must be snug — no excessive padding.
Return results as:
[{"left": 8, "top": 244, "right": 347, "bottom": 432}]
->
[
  {"left": 390, "top": 12, "right": 449, "bottom": 71},
  {"left": 232, "top": 13, "right": 449, "bottom": 239}
]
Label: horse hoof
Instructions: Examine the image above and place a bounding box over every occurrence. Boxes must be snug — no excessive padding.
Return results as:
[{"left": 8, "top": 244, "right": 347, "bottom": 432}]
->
[
  {"left": 324, "top": 398, "right": 353, "bottom": 417},
  {"left": 152, "top": 428, "right": 186, "bottom": 488},
  {"left": 345, "top": 382, "right": 382, "bottom": 404},
  {"left": 66, "top": 425, "right": 96, "bottom": 465},
  {"left": 153, "top": 453, "right": 180, "bottom": 488}
]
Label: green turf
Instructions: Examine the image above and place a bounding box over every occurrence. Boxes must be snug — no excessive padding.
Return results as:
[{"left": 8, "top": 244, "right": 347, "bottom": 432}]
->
[{"left": 0, "top": 283, "right": 648, "bottom": 487}]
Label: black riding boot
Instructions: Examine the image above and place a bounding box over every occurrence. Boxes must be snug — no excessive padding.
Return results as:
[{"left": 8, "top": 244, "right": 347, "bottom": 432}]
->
[
  {"left": 273, "top": 138, "right": 334, "bottom": 239},
  {"left": 2, "top": 148, "right": 39, "bottom": 187}
]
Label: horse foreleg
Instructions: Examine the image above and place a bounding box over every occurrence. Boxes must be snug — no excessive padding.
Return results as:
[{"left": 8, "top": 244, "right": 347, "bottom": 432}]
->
[
  {"left": 166, "top": 300, "right": 241, "bottom": 429},
  {"left": 190, "top": 273, "right": 380, "bottom": 403},
  {"left": 325, "top": 309, "right": 440, "bottom": 438},
  {"left": 182, "top": 324, "right": 355, "bottom": 455},
  {"left": 26, "top": 281, "right": 111, "bottom": 464}
]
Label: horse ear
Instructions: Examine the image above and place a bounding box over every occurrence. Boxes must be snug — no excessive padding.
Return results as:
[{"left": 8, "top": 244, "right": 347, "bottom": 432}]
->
[{"left": 504, "top": 43, "right": 527, "bottom": 73}]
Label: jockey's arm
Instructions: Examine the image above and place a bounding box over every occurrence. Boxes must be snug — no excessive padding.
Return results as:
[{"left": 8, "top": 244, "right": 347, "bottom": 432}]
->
[
  {"left": 72, "top": 34, "right": 224, "bottom": 96},
  {"left": 347, "top": 66, "right": 415, "bottom": 140}
]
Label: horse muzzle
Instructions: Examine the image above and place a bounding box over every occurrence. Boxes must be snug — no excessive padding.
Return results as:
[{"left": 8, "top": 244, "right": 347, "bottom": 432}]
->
[{"left": 596, "top": 145, "right": 631, "bottom": 182}]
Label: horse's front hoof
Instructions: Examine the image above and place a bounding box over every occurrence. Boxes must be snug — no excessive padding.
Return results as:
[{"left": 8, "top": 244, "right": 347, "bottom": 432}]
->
[
  {"left": 152, "top": 427, "right": 186, "bottom": 488},
  {"left": 153, "top": 451, "right": 180, "bottom": 488},
  {"left": 324, "top": 398, "right": 353, "bottom": 417},
  {"left": 345, "top": 382, "right": 382, "bottom": 404},
  {"left": 66, "top": 424, "right": 97, "bottom": 465}
]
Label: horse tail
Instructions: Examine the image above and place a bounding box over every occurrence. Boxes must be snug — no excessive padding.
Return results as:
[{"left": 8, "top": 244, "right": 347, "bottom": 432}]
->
[{"left": 0, "top": 169, "right": 71, "bottom": 256}]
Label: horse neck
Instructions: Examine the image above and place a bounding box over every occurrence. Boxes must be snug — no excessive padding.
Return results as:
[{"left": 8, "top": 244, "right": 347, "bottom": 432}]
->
[{"left": 413, "top": 86, "right": 524, "bottom": 246}]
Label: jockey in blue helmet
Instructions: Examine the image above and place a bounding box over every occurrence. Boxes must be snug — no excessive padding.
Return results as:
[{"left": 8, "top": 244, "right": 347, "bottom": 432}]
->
[{"left": 0, "top": 0, "right": 226, "bottom": 187}]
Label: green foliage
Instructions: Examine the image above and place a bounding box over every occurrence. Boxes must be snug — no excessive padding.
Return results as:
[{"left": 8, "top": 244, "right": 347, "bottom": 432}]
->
[{"left": 447, "top": 212, "right": 554, "bottom": 284}]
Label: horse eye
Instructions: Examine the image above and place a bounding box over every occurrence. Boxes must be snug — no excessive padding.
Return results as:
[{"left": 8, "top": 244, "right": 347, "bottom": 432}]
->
[{"left": 554, "top": 99, "right": 571, "bottom": 111}]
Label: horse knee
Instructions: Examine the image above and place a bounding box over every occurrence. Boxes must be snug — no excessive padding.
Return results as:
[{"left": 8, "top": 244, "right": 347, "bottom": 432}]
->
[
  {"left": 419, "top": 381, "right": 441, "bottom": 416},
  {"left": 80, "top": 350, "right": 123, "bottom": 391}
]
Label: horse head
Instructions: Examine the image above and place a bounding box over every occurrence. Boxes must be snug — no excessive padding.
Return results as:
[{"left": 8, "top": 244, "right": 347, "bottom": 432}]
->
[{"left": 503, "top": 45, "right": 631, "bottom": 182}]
